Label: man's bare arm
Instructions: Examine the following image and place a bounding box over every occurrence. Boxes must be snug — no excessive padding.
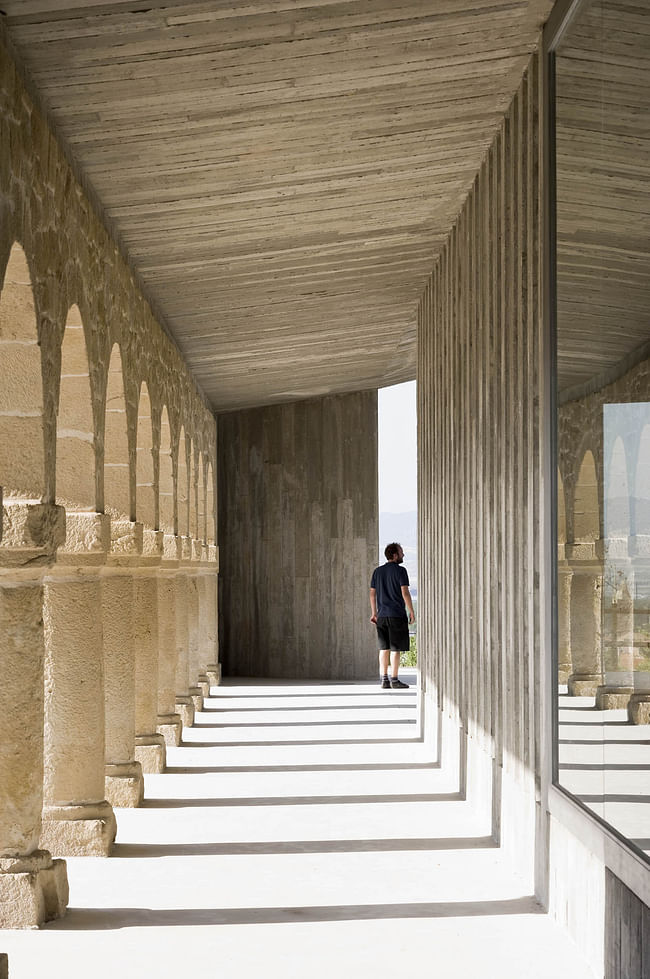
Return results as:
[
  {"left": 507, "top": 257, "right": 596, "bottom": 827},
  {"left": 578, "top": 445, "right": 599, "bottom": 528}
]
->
[
  {"left": 370, "top": 587, "right": 378, "bottom": 623},
  {"left": 401, "top": 585, "right": 415, "bottom": 624}
]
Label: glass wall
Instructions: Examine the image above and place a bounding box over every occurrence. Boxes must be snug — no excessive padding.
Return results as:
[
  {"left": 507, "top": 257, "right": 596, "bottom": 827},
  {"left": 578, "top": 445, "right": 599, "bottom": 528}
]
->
[{"left": 554, "top": 0, "right": 650, "bottom": 858}]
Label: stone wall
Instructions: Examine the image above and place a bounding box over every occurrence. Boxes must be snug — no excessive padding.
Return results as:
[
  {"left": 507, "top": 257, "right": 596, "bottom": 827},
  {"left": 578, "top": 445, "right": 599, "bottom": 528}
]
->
[
  {"left": 218, "top": 392, "right": 378, "bottom": 680},
  {"left": 0, "top": 36, "right": 219, "bottom": 927}
]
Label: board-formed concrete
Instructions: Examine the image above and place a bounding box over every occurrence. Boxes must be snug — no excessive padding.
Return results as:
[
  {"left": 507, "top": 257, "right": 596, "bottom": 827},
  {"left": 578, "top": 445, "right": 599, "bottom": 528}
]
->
[{"left": 218, "top": 391, "right": 378, "bottom": 680}]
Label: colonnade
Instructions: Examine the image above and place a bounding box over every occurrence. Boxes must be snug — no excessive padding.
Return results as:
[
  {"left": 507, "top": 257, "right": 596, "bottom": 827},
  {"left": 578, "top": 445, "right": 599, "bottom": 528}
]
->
[{"left": 0, "top": 240, "right": 218, "bottom": 928}]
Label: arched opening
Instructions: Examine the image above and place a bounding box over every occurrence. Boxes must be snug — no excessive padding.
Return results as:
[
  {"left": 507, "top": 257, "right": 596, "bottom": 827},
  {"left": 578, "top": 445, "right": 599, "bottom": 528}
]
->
[
  {"left": 136, "top": 382, "right": 155, "bottom": 529},
  {"left": 103, "top": 344, "right": 131, "bottom": 519},
  {"left": 197, "top": 452, "right": 206, "bottom": 543},
  {"left": 605, "top": 436, "right": 630, "bottom": 540},
  {"left": 177, "top": 427, "right": 189, "bottom": 538},
  {"left": 573, "top": 450, "right": 600, "bottom": 543},
  {"left": 189, "top": 443, "right": 198, "bottom": 540},
  {"left": 206, "top": 460, "right": 215, "bottom": 545},
  {"left": 56, "top": 305, "right": 95, "bottom": 510},
  {"left": 159, "top": 406, "right": 174, "bottom": 534},
  {"left": 0, "top": 243, "right": 45, "bottom": 500}
]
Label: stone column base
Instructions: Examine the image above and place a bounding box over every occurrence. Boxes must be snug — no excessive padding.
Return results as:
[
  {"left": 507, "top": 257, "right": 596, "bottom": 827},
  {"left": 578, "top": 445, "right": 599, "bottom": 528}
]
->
[
  {"left": 595, "top": 685, "right": 634, "bottom": 710},
  {"left": 0, "top": 850, "right": 68, "bottom": 928},
  {"left": 188, "top": 686, "right": 204, "bottom": 712},
  {"left": 198, "top": 674, "right": 210, "bottom": 697},
  {"left": 206, "top": 663, "right": 221, "bottom": 687},
  {"left": 40, "top": 801, "right": 117, "bottom": 857},
  {"left": 175, "top": 696, "right": 195, "bottom": 729},
  {"left": 105, "top": 761, "right": 144, "bottom": 808},
  {"left": 156, "top": 712, "right": 182, "bottom": 747},
  {"left": 135, "top": 733, "right": 166, "bottom": 774},
  {"left": 567, "top": 673, "right": 602, "bottom": 697},
  {"left": 628, "top": 694, "right": 650, "bottom": 725}
]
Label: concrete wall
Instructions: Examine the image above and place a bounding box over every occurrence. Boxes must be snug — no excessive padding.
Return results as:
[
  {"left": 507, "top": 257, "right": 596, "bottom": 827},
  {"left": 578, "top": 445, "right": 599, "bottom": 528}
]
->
[
  {"left": 417, "top": 46, "right": 649, "bottom": 978},
  {"left": 218, "top": 392, "right": 378, "bottom": 680}
]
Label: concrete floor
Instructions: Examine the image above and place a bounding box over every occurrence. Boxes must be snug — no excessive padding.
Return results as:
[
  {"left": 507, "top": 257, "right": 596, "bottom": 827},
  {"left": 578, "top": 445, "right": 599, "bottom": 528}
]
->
[{"left": 2, "top": 672, "right": 596, "bottom": 978}]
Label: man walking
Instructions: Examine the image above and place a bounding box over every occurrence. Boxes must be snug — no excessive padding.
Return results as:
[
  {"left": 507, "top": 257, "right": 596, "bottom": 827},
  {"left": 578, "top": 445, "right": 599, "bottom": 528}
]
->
[{"left": 370, "top": 542, "right": 415, "bottom": 689}]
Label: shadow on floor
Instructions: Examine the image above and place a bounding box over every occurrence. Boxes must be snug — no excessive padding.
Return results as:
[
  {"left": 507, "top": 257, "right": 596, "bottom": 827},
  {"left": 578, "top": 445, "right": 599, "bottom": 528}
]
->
[
  {"left": 180, "top": 737, "right": 423, "bottom": 748},
  {"left": 49, "top": 896, "right": 541, "bottom": 930},
  {"left": 164, "top": 762, "right": 440, "bottom": 774},
  {"left": 142, "top": 791, "right": 462, "bottom": 809},
  {"left": 200, "top": 703, "right": 418, "bottom": 713},
  {"left": 112, "top": 835, "right": 495, "bottom": 858}
]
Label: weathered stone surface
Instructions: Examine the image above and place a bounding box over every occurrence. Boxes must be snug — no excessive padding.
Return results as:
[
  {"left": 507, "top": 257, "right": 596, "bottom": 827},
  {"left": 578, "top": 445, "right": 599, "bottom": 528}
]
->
[
  {"left": 156, "top": 714, "right": 183, "bottom": 748},
  {"left": 0, "top": 851, "right": 68, "bottom": 929},
  {"left": 104, "top": 762, "right": 144, "bottom": 809},
  {"left": 41, "top": 803, "right": 116, "bottom": 858},
  {"left": 134, "top": 735, "right": 166, "bottom": 775}
]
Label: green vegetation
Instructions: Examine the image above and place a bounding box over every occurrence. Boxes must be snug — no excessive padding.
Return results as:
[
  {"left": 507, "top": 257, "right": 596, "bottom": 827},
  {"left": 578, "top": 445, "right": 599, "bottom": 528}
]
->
[{"left": 401, "top": 634, "right": 417, "bottom": 667}]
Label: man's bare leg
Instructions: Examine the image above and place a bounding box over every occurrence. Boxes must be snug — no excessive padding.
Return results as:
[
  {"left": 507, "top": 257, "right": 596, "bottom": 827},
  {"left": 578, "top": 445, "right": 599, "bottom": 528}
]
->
[
  {"left": 390, "top": 650, "right": 400, "bottom": 679},
  {"left": 379, "top": 649, "right": 390, "bottom": 678}
]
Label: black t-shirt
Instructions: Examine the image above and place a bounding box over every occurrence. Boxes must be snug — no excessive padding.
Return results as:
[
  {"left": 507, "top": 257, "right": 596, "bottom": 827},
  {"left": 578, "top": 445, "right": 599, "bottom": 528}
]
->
[{"left": 370, "top": 562, "right": 410, "bottom": 618}]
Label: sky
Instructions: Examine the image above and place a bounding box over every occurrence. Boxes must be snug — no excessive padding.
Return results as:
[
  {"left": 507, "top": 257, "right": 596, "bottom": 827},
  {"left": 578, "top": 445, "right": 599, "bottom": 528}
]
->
[{"left": 378, "top": 380, "right": 417, "bottom": 513}]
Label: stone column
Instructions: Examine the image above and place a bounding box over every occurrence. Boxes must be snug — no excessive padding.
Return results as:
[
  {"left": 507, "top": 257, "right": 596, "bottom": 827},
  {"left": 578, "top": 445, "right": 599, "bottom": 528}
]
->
[
  {"left": 134, "top": 529, "right": 166, "bottom": 773},
  {"left": 174, "top": 557, "right": 196, "bottom": 727},
  {"left": 596, "top": 545, "right": 634, "bottom": 710},
  {"left": 0, "top": 501, "right": 68, "bottom": 928},
  {"left": 41, "top": 511, "right": 116, "bottom": 857},
  {"left": 557, "top": 543, "right": 572, "bottom": 684},
  {"left": 201, "top": 544, "right": 221, "bottom": 689},
  {"left": 566, "top": 540, "right": 604, "bottom": 697},
  {"left": 156, "top": 534, "right": 183, "bottom": 746},
  {"left": 628, "top": 540, "right": 650, "bottom": 724},
  {"left": 102, "top": 520, "right": 144, "bottom": 808},
  {"left": 185, "top": 538, "right": 204, "bottom": 710}
]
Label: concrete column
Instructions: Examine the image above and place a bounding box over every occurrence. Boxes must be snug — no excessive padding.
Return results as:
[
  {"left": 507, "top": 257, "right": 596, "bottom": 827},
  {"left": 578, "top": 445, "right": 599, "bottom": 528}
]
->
[
  {"left": 596, "top": 549, "right": 634, "bottom": 710},
  {"left": 102, "top": 520, "right": 143, "bottom": 808},
  {"left": 0, "top": 501, "right": 68, "bottom": 929},
  {"left": 566, "top": 541, "right": 604, "bottom": 697},
  {"left": 174, "top": 563, "right": 195, "bottom": 727},
  {"left": 41, "top": 512, "right": 116, "bottom": 857},
  {"left": 557, "top": 545, "right": 572, "bottom": 684},
  {"left": 134, "top": 529, "right": 166, "bottom": 773},
  {"left": 156, "top": 534, "right": 183, "bottom": 746}
]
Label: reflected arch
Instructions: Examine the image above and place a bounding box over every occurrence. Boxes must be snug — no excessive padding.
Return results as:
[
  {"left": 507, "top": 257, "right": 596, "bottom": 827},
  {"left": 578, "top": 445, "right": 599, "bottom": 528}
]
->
[{"left": 573, "top": 450, "right": 600, "bottom": 543}]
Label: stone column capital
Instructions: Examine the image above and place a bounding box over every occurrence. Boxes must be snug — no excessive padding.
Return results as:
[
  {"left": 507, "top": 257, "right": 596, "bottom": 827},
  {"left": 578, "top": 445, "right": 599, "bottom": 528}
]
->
[
  {"left": 565, "top": 538, "right": 605, "bottom": 571},
  {"left": 0, "top": 501, "right": 65, "bottom": 569},
  {"left": 55, "top": 510, "right": 110, "bottom": 567}
]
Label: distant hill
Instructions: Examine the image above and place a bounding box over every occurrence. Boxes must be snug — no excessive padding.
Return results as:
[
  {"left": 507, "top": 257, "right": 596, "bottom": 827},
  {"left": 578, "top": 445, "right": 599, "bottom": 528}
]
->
[{"left": 379, "top": 510, "right": 417, "bottom": 597}]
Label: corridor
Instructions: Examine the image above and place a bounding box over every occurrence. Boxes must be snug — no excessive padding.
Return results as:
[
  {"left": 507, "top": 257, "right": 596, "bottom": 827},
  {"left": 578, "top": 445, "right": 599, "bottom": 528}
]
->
[{"left": 3, "top": 674, "right": 593, "bottom": 978}]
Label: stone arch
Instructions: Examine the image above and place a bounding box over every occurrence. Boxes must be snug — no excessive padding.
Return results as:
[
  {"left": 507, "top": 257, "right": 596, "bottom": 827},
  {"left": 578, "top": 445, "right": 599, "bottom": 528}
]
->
[
  {"left": 56, "top": 304, "right": 95, "bottom": 510},
  {"left": 177, "top": 427, "right": 189, "bottom": 538},
  {"left": 206, "top": 460, "right": 215, "bottom": 545},
  {"left": 104, "top": 343, "right": 131, "bottom": 520},
  {"left": 605, "top": 436, "right": 630, "bottom": 539},
  {"left": 159, "top": 406, "right": 174, "bottom": 534},
  {"left": 136, "top": 381, "right": 155, "bottom": 529},
  {"left": 0, "top": 242, "right": 45, "bottom": 500},
  {"left": 189, "top": 442, "right": 198, "bottom": 539},
  {"left": 197, "top": 451, "right": 206, "bottom": 543},
  {"left": 573, "top": 450, "right": 600, "bottom": 543}
]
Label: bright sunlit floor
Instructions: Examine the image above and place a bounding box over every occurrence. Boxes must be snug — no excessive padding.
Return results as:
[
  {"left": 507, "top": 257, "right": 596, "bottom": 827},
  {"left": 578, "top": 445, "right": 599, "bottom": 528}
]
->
[{"left": 2, "top": 673, "right": 595, "bottom": 978}]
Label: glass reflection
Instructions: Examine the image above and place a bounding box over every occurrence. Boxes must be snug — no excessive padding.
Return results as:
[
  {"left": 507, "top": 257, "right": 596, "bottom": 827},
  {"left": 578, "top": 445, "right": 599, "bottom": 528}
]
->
[{"left": 555, "top": 0, "right": 650, "bottom": 857}]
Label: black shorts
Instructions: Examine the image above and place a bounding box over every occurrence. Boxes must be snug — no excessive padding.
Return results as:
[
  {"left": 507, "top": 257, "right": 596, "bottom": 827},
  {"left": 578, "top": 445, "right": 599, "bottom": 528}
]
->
[{"left": 376, "top": 616, "right": 410, "bottom": 652}]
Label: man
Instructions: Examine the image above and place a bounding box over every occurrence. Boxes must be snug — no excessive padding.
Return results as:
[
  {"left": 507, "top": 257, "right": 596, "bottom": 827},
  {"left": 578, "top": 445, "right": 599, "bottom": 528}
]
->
[{"left": 370, "top": 542, "right": 415, "bottom": 689}]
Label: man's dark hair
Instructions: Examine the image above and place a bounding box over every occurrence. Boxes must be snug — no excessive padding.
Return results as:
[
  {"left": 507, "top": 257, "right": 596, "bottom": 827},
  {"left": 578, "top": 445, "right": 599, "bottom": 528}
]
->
[{"left": 384, "top": 542, "right": 401, "bottom": 560}]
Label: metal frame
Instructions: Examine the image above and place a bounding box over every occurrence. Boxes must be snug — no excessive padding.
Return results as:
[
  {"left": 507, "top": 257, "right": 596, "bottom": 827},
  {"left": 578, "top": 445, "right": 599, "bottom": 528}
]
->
[{"left": 543, "top": 0, "right": 650, "bottom": 891}]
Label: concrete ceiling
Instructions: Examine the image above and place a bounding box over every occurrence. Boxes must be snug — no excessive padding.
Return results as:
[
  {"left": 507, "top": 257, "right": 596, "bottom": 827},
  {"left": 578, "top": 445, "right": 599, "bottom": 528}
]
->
[{"left": 2, "top": 0, "right": 552, "bottom": 412}]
